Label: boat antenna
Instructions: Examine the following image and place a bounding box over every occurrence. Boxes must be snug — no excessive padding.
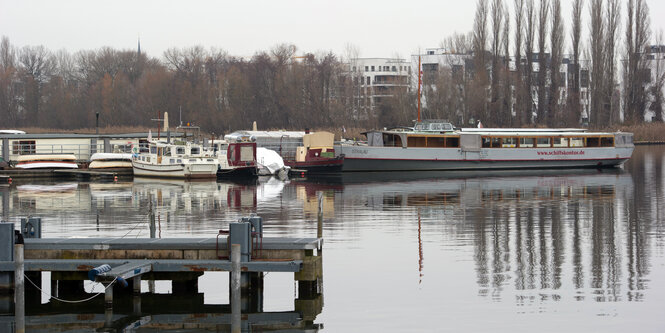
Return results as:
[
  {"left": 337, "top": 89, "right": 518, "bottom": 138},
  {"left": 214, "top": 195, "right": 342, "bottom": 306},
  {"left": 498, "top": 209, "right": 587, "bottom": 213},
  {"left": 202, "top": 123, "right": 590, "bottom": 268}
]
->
[{"left": 417, "top": 54, "right": 422, "bottom": 123}]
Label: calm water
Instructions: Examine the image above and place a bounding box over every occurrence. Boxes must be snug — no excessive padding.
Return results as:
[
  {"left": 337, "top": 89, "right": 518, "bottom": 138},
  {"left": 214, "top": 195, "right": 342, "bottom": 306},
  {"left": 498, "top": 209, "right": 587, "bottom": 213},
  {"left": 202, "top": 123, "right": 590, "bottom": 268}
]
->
[{"left": 1, "top": 145, "right": 665, "bottom": 332}]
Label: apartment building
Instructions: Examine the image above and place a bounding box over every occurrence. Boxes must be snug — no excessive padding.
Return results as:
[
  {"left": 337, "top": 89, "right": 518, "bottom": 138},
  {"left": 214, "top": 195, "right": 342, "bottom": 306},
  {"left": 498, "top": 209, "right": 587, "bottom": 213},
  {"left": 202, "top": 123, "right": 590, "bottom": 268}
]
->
[{"left": 347, "top": 58, "right": 411, "bottom": 111}]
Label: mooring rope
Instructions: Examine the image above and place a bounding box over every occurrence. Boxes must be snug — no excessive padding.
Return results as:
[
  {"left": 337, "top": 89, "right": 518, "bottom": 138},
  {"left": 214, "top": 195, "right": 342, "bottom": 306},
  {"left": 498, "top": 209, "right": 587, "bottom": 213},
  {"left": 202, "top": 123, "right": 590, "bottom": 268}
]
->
[{"left": 23, "top": 274, "right": 118, "bottom": 304}]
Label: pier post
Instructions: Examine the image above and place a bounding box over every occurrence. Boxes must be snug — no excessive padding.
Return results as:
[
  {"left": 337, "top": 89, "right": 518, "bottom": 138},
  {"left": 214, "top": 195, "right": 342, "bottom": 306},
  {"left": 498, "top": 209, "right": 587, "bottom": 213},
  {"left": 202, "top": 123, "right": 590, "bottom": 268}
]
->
[
  {"left": 0, "top": 223, "right": 13, "bottom": 293},
  {"left": 1, "top": 186, "right": 8, "bottom": 221},
  {"left": 104, "top": 282, "right": 113, "bottom": 308},
  {"left": 14, "top": 241, "right": 25, "bottom": 333},
  {"left": 317, "top": 192, "right": 323, "bottom": 239},
  {"left": 103, "top": 138, "right": 111, "bottom": 154},
  {"left": 2, "top": 138, "right": 8, "bottom": 164},
  {"left": 231, "top": 243, "right": 241, "bottom": 333}
]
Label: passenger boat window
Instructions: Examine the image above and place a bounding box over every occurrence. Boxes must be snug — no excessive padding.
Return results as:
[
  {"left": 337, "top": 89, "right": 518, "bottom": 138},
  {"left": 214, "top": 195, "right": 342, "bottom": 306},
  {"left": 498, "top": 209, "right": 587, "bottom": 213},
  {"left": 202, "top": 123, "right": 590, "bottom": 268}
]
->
[
  {"left": 570, "top": 138, "right": 584, "bottom": 147},
  {"left": 520, "top": 138, "right": 535, "bottom": 147},
  {"left": 431, "top": 123, "right": 442, "bottom": 131},
  {"left": 586, "top": 137, "right": 600, "bottom": 147},
  {"left": 177, "top": 159, "right": 182, "bottom": 163},
  {"left": 408, "top": 136, "right": 427, "bottom": 147},
  {"left": 170, "top": 159, "right": 175, "bottom": 164},
  {"left": 491, "top": 137, "right": 501, "bottom": 148},
  {"left": 383, "top": 134, "right": 402, "bottom": 147},
  {"left": 191, "top": 147, "right": 200, "bottom": 155},
  {"left": 189, "top": 159, "right": 197, "bottom": 162},
  {"left": 536, "top": 137, "right": 551, "bottom": 147},
  {"left": 146, "top": 157, "right": 151, "bottom": 162},
  {"left": 427, "top": 137, "right": 445, "bottom": 148},
  {"left": 150, "top": 146, "right": 157, "bottom": 154},
  {"left": 176, "top": 147, "right": 185, "bottom": 155},
  {"left": 482, "top": 137, "right": 491, "bottom": 148},
  {"left": 163, "top": 148, "right": 171, "bottom": 156},
  {"left": 600, "top": 137, "right": 614, "bottom": 147},
  {"left": 553, "top": 137, "right": 568, "bottom": 147},
  {"left": 502, "top": 138, "right": 517, "bottom": 148},
  {"left": 445, "top": 137, "right": 460, "bottom": 148}
]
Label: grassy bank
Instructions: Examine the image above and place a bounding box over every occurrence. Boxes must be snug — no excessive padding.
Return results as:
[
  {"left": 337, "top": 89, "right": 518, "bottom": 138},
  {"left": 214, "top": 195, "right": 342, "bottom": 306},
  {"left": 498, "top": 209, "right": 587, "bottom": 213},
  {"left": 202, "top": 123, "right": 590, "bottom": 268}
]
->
[{"left": 605, "top": 123, "right": 665, "bottom": 143}]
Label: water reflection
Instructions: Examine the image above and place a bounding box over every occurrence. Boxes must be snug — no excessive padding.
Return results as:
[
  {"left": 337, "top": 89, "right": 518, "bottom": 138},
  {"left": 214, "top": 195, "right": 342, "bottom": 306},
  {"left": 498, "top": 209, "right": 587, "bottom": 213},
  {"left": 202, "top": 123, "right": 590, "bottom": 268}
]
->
[{"left": 2, "top": 146, "right": 665, "bottom": 331}]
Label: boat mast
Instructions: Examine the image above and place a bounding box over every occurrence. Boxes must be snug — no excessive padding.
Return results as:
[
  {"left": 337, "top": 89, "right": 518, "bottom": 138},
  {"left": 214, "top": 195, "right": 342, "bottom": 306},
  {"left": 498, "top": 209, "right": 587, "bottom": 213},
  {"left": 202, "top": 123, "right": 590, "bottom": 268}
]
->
[{"left": 417, "top": 55, "right": 421, "bottom": 123}]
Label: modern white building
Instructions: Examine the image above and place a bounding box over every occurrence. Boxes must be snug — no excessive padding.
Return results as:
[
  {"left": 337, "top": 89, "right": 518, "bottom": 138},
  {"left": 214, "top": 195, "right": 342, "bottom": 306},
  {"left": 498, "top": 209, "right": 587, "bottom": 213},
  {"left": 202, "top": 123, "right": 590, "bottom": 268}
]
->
[{"left": 347, "top": 58, "right": 411, "bottom": 112}]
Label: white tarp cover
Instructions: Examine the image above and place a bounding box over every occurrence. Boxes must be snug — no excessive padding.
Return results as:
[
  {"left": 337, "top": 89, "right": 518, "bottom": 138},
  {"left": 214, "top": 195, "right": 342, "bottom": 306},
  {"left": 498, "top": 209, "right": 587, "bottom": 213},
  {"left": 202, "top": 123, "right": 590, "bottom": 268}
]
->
[{"left": 257, "top": 147, "right": 286, "bottom": 175}]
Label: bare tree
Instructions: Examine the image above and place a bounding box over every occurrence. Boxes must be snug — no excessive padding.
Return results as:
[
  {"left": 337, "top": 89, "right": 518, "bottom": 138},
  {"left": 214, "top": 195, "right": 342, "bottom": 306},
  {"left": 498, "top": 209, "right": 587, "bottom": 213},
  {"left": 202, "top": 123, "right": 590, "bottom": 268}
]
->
[
  {"left": 513, "top": 0, "right": 525, "bottom": 126},
  {"left": 535, "top": 0, "right": 549, "bottom": 124},
  {"left": 472, "top": 0, "right": 490, "bottom": 123},
  {"left": 524, "top": 0, "right": 536, "bottom": 123},
  {"left": 624, "top": 0, "right": 651, "bottom": 123},
  {"left": 566, "top": 0, "right": 583, "bottom": 126},
  {"left": 604, "top": 0, "right": 620, "bottom": 125},
  {"left": 502, "top": 7, "right": 512, "bottom": 126},
  {"left": 547, "top": 0, "right": 563, "bottom": 126},
  {"left": 589, "top": 0, "right": 605, "bottom": 127},
  {"left": 490, "top": 0, "right": 504, "bottom": 126}
]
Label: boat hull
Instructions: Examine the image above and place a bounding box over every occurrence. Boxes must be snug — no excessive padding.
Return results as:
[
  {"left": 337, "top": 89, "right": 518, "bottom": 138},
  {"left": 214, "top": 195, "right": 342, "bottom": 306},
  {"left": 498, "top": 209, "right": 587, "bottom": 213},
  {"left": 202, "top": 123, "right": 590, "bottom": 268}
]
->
[
  {"left": 335, "top": 145, "right": 633, "bottom": 172},
  {"left": 132, "top": 161, "right": 218, "bottom": 179},
  {"left": 217, "top": 165, "right": 258, "bottom": 179},
  {"left": 285, "top": 156, "right": 345, "bottom": 174}
]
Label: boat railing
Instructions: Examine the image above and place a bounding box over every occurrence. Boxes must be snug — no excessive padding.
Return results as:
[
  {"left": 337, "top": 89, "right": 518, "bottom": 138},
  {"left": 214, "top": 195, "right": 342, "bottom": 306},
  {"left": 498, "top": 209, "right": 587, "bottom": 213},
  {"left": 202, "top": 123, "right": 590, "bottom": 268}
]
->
[{"left": 0, "top": 142, "right": 133, "bottom": 164}]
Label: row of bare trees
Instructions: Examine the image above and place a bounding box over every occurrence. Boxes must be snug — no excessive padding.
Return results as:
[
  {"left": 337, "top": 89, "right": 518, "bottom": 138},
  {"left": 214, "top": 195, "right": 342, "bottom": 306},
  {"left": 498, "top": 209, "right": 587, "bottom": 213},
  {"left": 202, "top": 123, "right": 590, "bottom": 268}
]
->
[
  {"left": 0, "top": 38, "right": 401, "bottom": 133},
  {"left": 423, "top": 0, "right": 661, "bottom": 128},
  {"left": 0, "top": 0, "right": 663, "bottom": 132}
]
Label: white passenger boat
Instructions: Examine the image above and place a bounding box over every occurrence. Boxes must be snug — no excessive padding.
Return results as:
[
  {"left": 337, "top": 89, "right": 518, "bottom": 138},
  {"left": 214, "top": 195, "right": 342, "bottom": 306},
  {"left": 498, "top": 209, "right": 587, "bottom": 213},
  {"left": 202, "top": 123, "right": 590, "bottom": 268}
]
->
[
  {"left": 132, "top": 141, "right": 218, "bottom": 179},
  {"left": 89, "top": 153, "right": 133, "bottom": 169},
  {"left": 335, "top": 120, "right": 634, "bottom": 172},
  {"left": 15, "top": 154, "right": 78, "bottom": 169}
]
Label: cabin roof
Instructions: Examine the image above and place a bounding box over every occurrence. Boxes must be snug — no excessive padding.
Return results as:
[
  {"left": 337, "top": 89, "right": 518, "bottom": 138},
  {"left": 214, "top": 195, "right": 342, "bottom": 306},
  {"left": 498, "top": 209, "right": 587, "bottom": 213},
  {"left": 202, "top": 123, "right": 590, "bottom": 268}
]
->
[{"left": 0, "top": 132, "right": 184, "bottom": 140}]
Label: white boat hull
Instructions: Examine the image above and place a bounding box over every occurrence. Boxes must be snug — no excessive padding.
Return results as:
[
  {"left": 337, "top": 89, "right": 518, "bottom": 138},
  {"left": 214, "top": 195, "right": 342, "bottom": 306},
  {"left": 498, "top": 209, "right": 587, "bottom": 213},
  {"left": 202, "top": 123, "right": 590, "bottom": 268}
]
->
[
  {"left": 132, "top": 160, "right": 217, "bottom": 179},
  {"left": 335, "top": 145, "right": 634, "bottom": 172},
  {"left": 16, "top": 162, "right": 78, "bottom": 169}
]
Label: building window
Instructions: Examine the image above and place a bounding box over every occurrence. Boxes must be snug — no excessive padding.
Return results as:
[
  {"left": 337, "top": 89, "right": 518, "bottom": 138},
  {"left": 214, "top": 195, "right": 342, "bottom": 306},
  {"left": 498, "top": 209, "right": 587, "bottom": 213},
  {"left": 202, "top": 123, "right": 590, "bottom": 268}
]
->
[
  {"left": 371, "top": 66, "right": 375, "bottom": 71},
  {"left": 391, "top": 66, "right": 397, "bottom": 71},
  {"left": 12, "top": 140, "right": 35, "bottom": 155},
  {"left": 367, "top": 77, "right": 371, "bottom": 85},
  {"left": 352, "top": 66, "right": 356, "bottom": 71},
  {"left": 365, "top": 66, "right": 369, "bottom": 72}
]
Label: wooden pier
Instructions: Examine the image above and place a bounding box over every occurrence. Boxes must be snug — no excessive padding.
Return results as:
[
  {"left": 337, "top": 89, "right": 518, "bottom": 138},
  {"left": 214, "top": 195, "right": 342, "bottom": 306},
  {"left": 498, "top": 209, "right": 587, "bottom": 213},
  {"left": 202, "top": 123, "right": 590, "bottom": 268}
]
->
[
  {"left": 0, "top": 168, "right": 129, "bottom": 180},
  {"left": 0, "top": 216, "right": 324, "bottom": 331}
]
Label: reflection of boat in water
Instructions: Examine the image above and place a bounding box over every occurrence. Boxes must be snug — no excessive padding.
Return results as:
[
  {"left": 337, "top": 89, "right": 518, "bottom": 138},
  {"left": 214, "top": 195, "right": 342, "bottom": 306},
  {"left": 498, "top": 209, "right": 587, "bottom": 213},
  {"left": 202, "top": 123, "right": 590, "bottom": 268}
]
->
[
  {"left": 15, "top": 183, "right": 86, "bottom": 211},
  {"left": 17, "top": 183, "right": 78, "bottom": 193},
  {"left": 294, "top": 168, "right": 632, "bottom": 208},
  {"left": 297, "top": 168, "right": 627, "bottom": 185}
]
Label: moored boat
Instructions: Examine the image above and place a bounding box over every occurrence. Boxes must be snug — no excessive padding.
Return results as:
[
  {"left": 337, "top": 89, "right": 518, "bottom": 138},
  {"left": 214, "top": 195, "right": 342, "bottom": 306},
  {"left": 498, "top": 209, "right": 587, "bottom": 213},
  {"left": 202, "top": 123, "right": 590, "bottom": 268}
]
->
[
  {"left": 132, "top": 141, "right": 218, "bottom": 179},
  {"left": 15, "top": 154, "right": 78, "bottom": 169},
  {"left": 335, "top": 120, "right": 634, "bottom": 172},
  {"left": 211, "top": 139, "right": 258, "bottom": 178},
  {"left": 89, "top": 153, "right": 133, "bottom": 169},
  {"left": 225, "top": 130, "right": 344, "bottom": 174}
]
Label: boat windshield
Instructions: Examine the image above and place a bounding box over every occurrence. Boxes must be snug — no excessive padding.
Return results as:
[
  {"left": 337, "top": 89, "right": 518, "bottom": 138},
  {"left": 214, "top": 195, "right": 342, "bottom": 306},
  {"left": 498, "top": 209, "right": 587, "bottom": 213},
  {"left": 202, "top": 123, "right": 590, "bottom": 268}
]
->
[{"left": 414, "top": 121, "right": 454, "bottom": 132}]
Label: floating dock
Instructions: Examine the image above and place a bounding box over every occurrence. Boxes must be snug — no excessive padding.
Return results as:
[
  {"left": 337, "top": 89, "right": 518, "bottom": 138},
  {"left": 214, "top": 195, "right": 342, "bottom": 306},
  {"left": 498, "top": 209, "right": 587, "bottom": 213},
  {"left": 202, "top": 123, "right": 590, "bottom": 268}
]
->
[
  {"left": 0, "top": 168, "right": 129, "bottom": 180},
  {"left": 0, "top": 216, "right": 324, "bottom": 331}
]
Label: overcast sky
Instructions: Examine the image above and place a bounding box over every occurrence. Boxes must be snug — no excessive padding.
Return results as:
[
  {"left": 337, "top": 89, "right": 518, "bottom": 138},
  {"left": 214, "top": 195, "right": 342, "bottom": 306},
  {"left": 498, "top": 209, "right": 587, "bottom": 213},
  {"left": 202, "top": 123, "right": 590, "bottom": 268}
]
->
[{"left": 1, "top": 0, "right": 664, "bottom": 60}]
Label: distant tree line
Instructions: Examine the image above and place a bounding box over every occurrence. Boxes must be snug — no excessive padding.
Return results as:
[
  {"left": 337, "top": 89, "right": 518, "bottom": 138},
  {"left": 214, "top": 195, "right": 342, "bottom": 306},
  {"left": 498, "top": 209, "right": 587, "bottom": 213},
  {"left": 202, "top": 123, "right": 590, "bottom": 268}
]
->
[
  {"left": 0, "top": 39, "right": 389, "bottom": 133},
  {"left": 0, "top": 0, "right": 662, "bottom": 133}
]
